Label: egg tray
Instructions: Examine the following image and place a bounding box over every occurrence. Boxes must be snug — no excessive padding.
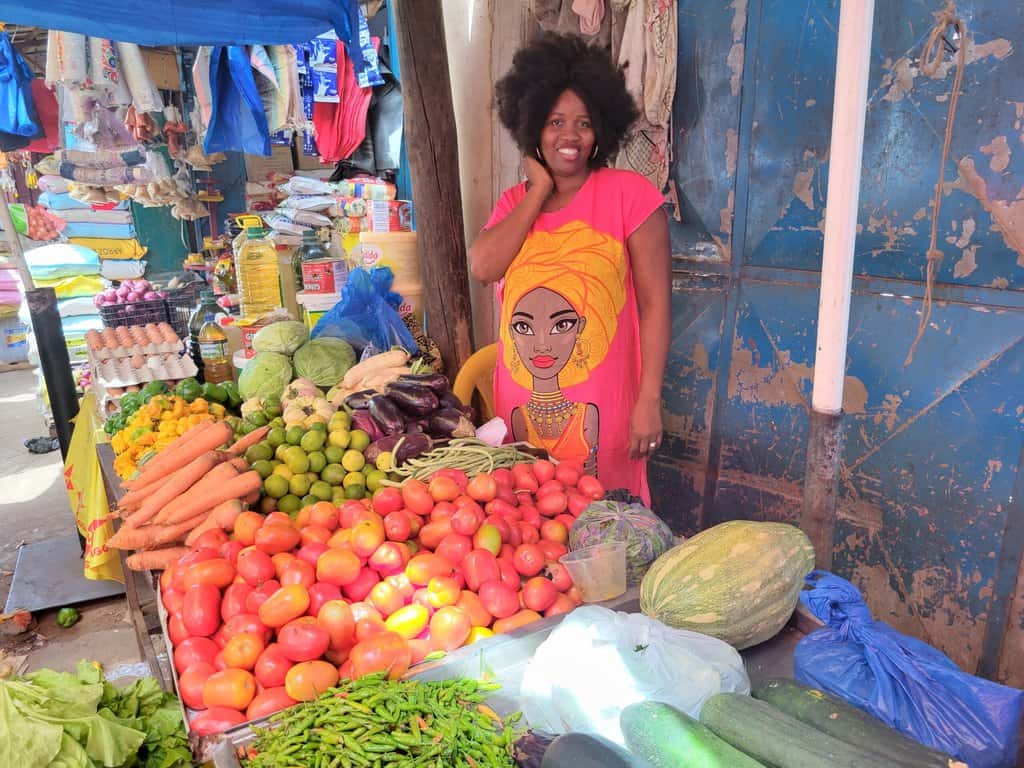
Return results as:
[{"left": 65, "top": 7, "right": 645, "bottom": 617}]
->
[
  {"left": 92, "top": 339, "right": 185, "bottom": 359},
  {"left": 91, "top": 352, "right": 198, "bottom": 390}
]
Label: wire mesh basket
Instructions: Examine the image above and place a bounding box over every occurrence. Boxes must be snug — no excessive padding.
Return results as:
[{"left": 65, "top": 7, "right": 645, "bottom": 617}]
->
[
  {"left": 166, "top": 282, "right": 204, "bottom": 338},
  {"left": 99, "top": 299, "right": 170, "bottom": 329}
]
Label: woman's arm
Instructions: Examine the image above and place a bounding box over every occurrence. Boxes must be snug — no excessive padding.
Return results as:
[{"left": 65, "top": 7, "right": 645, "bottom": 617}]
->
[
  {"left": 468, "top": 158, "right": 552, "bottom": 284},
  {"left": 627, "top": 209, "right": 671, "bottom": 459}
]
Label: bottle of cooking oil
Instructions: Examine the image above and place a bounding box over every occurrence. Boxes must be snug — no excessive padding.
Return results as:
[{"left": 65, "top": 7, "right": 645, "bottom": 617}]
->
[
  {"left": 235, "top": 227, "right": 281, "bottom": 319},
  {"left": 198, "top": 319, "right": 233, "bottom": 384},
  {"left": 188, "top": 290, "right": 226, "bottom": 380}
]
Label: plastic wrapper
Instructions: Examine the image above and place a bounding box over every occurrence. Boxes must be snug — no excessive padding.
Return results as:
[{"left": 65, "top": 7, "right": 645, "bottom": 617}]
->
[{"left": 311, "top": 266, "right": 418, "bottom": 353}]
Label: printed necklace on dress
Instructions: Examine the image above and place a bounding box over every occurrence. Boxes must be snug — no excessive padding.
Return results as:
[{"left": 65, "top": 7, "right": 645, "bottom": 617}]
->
[{"left": 526, "top": 391, "right": 576, "bottom": 436}]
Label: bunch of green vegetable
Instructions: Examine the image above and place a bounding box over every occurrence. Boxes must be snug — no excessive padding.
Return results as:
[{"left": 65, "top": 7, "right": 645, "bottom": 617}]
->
[
  {"left": 0, "top": 660, "right": 192, "bottom": 768},
  {"left": 245, "top": 673, "right": 519, "bottom": 768},
  {"left": 385, "top": 439, "right": 537, "bottom": 482},
  {"left": 105, "top": 391, "right": 144, "bottom": 435}
]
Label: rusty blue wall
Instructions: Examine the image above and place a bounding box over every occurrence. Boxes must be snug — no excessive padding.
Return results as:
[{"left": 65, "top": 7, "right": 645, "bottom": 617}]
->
[{"left": 650, "top": 0, "right": 1024, "bottom": 684}]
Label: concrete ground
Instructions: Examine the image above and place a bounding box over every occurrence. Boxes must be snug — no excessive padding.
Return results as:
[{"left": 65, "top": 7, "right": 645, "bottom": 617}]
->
[{"left": 0, "top": 367, "right": 141, "bottom": 679}]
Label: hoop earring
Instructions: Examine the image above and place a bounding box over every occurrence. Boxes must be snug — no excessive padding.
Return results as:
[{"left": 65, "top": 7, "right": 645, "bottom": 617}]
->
[
  {"left": 573, "top": 338, "right": 590, "bottom": 369},
  {"left": 535, "top": 147, "right": 543, "bottom": 161},
  {"left": 591, "top": 144, "right": 599, "bottom": 160},
  {"left": 510, "top": 346, "right": 521, "bottom": 374}
]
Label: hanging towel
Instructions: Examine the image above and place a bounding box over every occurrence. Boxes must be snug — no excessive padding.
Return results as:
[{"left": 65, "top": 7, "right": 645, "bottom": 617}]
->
[
  {"left": 204, "top": 45, "right": 271, "bottom": 156},
  {"left": 87, "top": 38, "right": 132, "bottom": 106},
  {"left": 269, "top": 45, "right": 304, "bottom": 132},
  {"left": 26, "top": 80, "right": 60, "bottom": 153},
  {"left": 192, "top": 46, "right": 214, "bottom": 138},
  {"left": 571, "top": 0, "right": 606, "bottom": 35},
  {"left": 0, "top": 33, "right": 40, "bottom": 137},
  {"left": 251, "top": 44, "right": 288, "bottom": 134},
  {"left": 45, "top": 30, "right": 88, "bottom": 85},
  {"left": 117, "top": 42, "right": 163, "bottom": 113},
  {"left": 313, "top": 39, "right": 375, "bottom": 163}
]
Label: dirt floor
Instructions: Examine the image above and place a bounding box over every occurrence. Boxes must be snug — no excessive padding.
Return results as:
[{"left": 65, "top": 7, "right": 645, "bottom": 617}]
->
[{"left": 0, "top": 367, "right": 142, "bottom": 678}]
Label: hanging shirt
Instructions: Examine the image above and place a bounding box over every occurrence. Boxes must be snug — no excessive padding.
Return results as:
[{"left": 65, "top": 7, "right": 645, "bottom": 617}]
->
[{"left": 485, "top": 167, "right": 664, "bottom": 501}]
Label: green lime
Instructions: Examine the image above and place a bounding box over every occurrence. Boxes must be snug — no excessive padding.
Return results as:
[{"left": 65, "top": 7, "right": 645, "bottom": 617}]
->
[
  {"left": 285, "top": 447, "right": 310, "bottom": 475},
  {"left": 329, "top": 411, "right": 350, "bottom": 430},
  {"left": 321, "top": 463, "right": 346, "bottom": 486},
  {"left": 245, "top": 442, "right": 273, "bottom": 463},
  {"left": 289, "top": 473, "right": 311, "bottom": 497},
  {"left": 272, "top": 464, "right": 294, "bottom": 481},
  {"left": 343, "top": 470, "right": 366, "bottom": 489},
  {"left": 375, "top": 452, "right": 394, "bottom": 472},
  {"left": 307, "top": 451, "right": 327, "bottom": 474},
  {"left": 365, "top": 469, "right": 386, "bottom": 492},
  {"left": 344, "top": 484, "right": 365, "bottom": 500},
  {"left": 348, "top": 429, "right": 371, "bottom": 453},
  {"left": 306, "top": 471, "right": 319, "bottom": 483},
  {"left": 328, "top": 429, "right": 351, "bottom": 449},
  {"left": 309, "top": 421, "right": 328, "bottom": 433},
  {"left": 263, "top": 474, "right": 289, "bottom": 499},
  {"left": 264, "top": 395, "right": 282, "bottom": 415},
  {"left": 301, "top": 494, "right": 319, "bottom": 508},
  {"left": 270, "top": 417, "right": 285, "bottom": 429},
  {"left": 275, "top": 443, "right": 291, "bottom": 462},
  {"left": 286, "top": 425, "right": 305, "bottom": 445},
  {"left": 310, "top": 480, "right": 333, "bottom": 501},
  {"left": 278, "top": 494, "right": 302, "bottom": 515},
  {"left": 332, "top": 486, "right": 348, "bottom": 506},
  {"left": 259, "top": 495, "right": 278, "bottom": 514},
  {"left": 324, "top": 445, "right": 344, "bottom": 464},
  {"left": 342, "top": 449, "right": 365, "bottom": 473},
  {"left": 249, "top": 411, "right": 269, "bottom": 427},
  {"left": 300, "top": 430, "right": 326, "bottom": 453},
  {"left": 267, "top": 427, "right": 287, "bottom": 448},
  {"left": 252, "top": 459, "right": 274, "bottom": 480}
]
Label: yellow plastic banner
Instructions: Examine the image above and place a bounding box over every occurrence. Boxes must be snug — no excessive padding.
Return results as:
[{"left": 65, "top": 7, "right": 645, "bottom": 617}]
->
[{"left": 65, "top": 395, "right": 124, "bottom": 583}]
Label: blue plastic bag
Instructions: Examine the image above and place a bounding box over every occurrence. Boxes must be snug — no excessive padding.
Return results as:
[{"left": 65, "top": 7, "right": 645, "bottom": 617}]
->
[
  {"left": 204, "top": 46, "right": 271, "bottom": 156},
  {"left": 794, "top": 571, "right": 1023, "bottom": 768},
  {"left": 311, "top": 266, "right": 417, "bottom": 354},
  {"left": 0, "top": 32, "right": 39, "bottom": 138}
]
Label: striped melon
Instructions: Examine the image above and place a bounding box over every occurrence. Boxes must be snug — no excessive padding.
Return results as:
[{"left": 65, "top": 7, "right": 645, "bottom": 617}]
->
[{"left": 639, "top": 520, "right": 815, "bottom": 649}]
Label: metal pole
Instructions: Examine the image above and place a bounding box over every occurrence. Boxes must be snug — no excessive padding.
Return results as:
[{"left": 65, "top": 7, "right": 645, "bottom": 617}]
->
[
  {"left": 27, "top": 288, "right": 79, "bottom": 459},
  {"left": 801, "top": 0, "right": 875, "bottom": 568}
]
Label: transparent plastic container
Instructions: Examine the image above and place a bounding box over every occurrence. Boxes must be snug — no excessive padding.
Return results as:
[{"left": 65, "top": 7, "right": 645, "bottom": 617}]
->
[
  {"left": 559, "top": 542, "right": 627, "bottom": 603},
  {"left": 235, "top": 227, "right": 282, "bottom": 320}
]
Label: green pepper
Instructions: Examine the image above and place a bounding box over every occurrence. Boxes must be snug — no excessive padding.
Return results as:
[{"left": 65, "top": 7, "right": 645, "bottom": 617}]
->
[
  {"left": 141, "top": 380, "right": 168, "bottom": 402},
  {"left": 202, "top": 382, "right": 228, "bottom": 404},
  {"left": 103, "top": 412, "right": 127, "bottom": 435},
  {"left": 221, "top": 380, "right": 242, "bottom": 409},
  {"left": 56, "top": 607, "right": 80, "bottom": 628},
  {"left": 119, "top": 392, "right": 144, "bottom": 414},
  {"left": 175, "top": 377, "right": 202, "bottom": 403},
  {"left": 130, "top": 425, "right": 153, "bottom": 442}
]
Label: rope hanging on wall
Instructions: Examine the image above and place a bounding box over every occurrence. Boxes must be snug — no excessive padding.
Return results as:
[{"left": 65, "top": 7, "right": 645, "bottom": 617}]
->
[{"left": 904, "top": 0, "right": 967, "bottom": 366}]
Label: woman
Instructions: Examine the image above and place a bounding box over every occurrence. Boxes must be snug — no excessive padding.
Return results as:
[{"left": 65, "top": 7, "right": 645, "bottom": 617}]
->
[{"left": 468, "top": 33, "right": 671, "bottom": 501}]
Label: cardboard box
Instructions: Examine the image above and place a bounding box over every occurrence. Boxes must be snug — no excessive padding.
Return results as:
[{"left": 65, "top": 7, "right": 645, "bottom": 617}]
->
[
  {"left": 245, "top": 146, "right": 295, "bottom": 182},
  {"left": 293, "top": 136, "right": 325, "bottom": 171},
  {"left": 142, "top": 48, "right": 180, "bottom": 91}
]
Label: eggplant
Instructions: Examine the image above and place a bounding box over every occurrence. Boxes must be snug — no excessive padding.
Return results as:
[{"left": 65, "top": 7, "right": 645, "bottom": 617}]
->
[
  {"left": 428, "top": 408, "right": 474, "bottom": 438},
  {"left": 343, "top": 389, "right": 377, "bottom": 410},
  {"left": 368, "top": 394, "right": 406, "bottom": 435},
  {"left": 385, "top": 381, "right": 439, "bottom": 417},
  {"left": 404, "top": 421, "right": 425, "bottom": 434},
  {"left": 396, "top": 372, "right": 449, "bottom": 394},
  {"left": 439, "top": 391, "right": 464, "bottom": 411},
  {"left": 350, "top": 408, "right": 384, "bottom": 442},
  {"left": 364, "top": 434, "right": 403, "bottom": 464},
  {"left": 394, "top": 433, "right": 433, "bottom": 465}
]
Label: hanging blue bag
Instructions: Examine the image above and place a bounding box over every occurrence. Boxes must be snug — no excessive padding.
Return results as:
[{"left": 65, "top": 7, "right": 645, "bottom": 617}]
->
[
  {"left": 311, "top": 266, "right": 418, "bottom": 354},
  {"left": 204, "top": 46, "right": 270, "bottom": 156},
  {"left": 0, "top": 32, "right": 39, "bottom": 137},
  {"left": 794, "top": 570, "right": 1023, "bottom": 768}
]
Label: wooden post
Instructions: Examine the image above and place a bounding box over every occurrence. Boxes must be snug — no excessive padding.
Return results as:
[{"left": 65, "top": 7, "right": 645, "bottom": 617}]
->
[{"left": 393, "top": 0, "right": 475, "bottom": 374}]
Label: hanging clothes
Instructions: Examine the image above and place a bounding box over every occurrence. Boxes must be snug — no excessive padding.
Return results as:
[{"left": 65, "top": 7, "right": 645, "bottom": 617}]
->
[
  {"left": 312, "top": 39, "right": 374, "bottom": 163},
  {"left": 117, "top": 43, "right": 164, "bottom": 113},
  {"left": 269, "top": 45, "right": 305, "bottom": 132},
  {"left": 191, "top": 47, "right": 214, "bottom": 139},
  {"left": 27, "top": 80, "right": 61, "bottom": 154},
  {"left": 0, "top": 32, "right": 40, "bottom": 138},
  {"left": 251, "top": 45, "right": 287, "bottom": 134},
  {"left": 204, "top": 45, "right": 271, "bottom": 156},
  {"left": 87, "top": 38, "right": 131, "bottom": 106},
  {"left": 532, "top": 0, "right": 611, "bottom": 47},
  {"left": 572, "top": 0, "right": 606, "bottom": 35}
]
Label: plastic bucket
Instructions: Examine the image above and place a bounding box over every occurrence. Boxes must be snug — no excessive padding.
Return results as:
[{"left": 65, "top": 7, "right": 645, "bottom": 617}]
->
[
  {"left": 357, "top": 232, "right": 419, "bottom": 285},
  {"left": 559, "top": 542, "right": 627, "bottom": 603},
  {"left": 393, "top": 281, "right": 424, "bottom": 325}
]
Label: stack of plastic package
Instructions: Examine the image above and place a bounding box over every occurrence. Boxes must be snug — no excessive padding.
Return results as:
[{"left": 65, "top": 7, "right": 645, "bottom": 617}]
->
[{"left": 0, "top": 265, "right": 28, "bottom": 365}]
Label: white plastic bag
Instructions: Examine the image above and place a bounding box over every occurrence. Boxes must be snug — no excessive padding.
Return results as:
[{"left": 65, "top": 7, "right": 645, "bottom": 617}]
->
[{"left": 520, "top": 606, "right": 750, "bottom": 745}]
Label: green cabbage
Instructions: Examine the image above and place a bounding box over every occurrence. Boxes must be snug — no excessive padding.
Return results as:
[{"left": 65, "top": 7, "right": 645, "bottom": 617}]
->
[
  {"left": 252, "top": 320, "right": 309, "bottom": 355},
  {"left": 570, "top": 500, "right": 677, "bottom": 587},
  {"left": 238, "top": 351, "right": 293, "bottom": 400},
  {"left": 293, "top": 338, "right": 357, "bottom": 387}
]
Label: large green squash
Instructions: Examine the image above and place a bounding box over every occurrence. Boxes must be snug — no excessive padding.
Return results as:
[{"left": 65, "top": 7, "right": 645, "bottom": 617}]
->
[{"left": 639, "top": 520, "right": 815, "bottom": 649}]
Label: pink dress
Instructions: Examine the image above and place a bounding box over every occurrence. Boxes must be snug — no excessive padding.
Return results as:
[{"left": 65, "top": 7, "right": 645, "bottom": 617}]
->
[{"left": 485, "top": 168, "right": 664, "bottom": 501}]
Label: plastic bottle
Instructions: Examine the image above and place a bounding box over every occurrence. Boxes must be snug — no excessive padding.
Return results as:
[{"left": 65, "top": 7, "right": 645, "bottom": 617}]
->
[
  {"left": 295, "top": 229, "right": 329, "bottom": 290},
  {"left": 235, "top": 227, "right": 282, "bottom": 319},
  {"left": 198, "top": 319, "right": 233, "bottom": 384},
  {"left": 188, "top": 290, "right": 226, "bottom": 379}
]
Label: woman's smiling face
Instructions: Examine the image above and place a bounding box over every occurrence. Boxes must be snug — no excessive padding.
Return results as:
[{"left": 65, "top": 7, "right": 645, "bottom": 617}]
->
[
  {"left": 538, "top": 89, "right": 595, "bottom": 178},
  {"left": 509, "top": 287, "right": 587, "bottom": 381}
]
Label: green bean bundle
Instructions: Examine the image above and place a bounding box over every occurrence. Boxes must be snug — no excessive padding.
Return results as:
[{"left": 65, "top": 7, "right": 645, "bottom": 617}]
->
[{"left": 387, "top": 439, "right": 538, "bottom": 482}]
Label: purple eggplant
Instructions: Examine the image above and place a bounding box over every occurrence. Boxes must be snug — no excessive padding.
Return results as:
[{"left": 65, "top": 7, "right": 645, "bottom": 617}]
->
[
  {"left": 394, "top": 433, "right": 433, "bottom": 465},
  {"left": 396, "top": 372, "right": 449, "bottom": 394},
  {"left": 364, "top": 434, "right": 403, "bottom": 464},
  {"left": 368, "top": 395, "right": 406, "bottom": 435},
  {"left": 439, "top": 391, "right": 464, "bottom": 411},
  {"left": 404, "top": 421, "right": 425, "bottom": 434},
  {"left": 350, "top": 408, "right": 384, "bottom": 442},
  {"left": 429, "top": 408, "right": 476, "bottom": 439},
  {"left": 343, "top": 389, "right": 377, "bottom": 410},
  {"left": 385, "top": 381, "right": 439, "bottom": 417}
]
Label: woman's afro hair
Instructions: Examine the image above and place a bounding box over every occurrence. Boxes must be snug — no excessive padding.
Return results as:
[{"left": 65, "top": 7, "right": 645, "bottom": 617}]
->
[{"left": 495, "top": 33, "right": 639, "bottom": 169}]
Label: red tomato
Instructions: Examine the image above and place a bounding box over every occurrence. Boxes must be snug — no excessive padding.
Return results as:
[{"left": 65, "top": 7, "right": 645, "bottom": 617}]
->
[
  {"left": 493, "top": 609, "right": 542, "bottom": 634},
  {"left": 296, "top": 542, "right": 328, "bottom": 568},
  {"left": 211, "top": 625, "right": 229, "bottom": 650},
  {"left": 355, "top": 617, "right": 387, "bottom": 642},
  {"left": 307, "top": 582, "right": 343, "bottom": 617},
  {"left": 426, "top": 576, "right": 461, "bottom": 608},
  {"left": 512, "top": 544, "right": 545, "bottom": 577},
  {"left": 383, "top": 510, "right": 412, "bottom": 541},
  {"left": 317, "top": 600, "right": 356, "bottom": 651},
  {"left": 167, "top": 614, "right": 189, "bottom": 646},
  {"left": 473, "top": 524, "right": 503, "bottom": 556},
  {"left": 278, "top": 618, "right": 331, "bottom": 662},
  {"left": 285, "top": 660, "right": 339, "bottom": 701},
  {"left": 266, "top": 511, "right": 294, "bottom": 527},
  {"left": 222, "top": 631, "right": 265, "bottom": 670},
  {"left": 516, "top": 521, "right": 541, "bottom": 545},
  {"left": 522, "top": 576, "right": 559, "bottom": 612},
  {"left": 434, "top": 533, "right": 472, "bottom": 567},
  {"left": 555, "top": 514, "right": 577, "bottom": 532},
  {"left": 369, "top": 580, "right": 407, "bottom": 617},
  {"left": 540, "top": 519, "right": 569, "bottom": 545},
  {"left": 351, "top": 518, "right": 386, "bottom": 559},
  {"left": 401, "top": 479, "right": 435, "bottom": 516},
  {"left": 280, "top": 559, "right": 316, "bottom": 589},
  {"left": 457, "top": 590, "right": 493, "bottom": 628},
  {"left": 554, "top": 464, "right": 581, "bottom": 487},
  {"left": 466, "top": 472, "right": 497, "bottom": 503},
  {"left": 498, "top": 558, "right": 521, "bottom": 590},
  {"left": 316, "top": 548, "right": 362, "bottom": 587},
  {"left": 545, "top": 593, "right": 577, "bottom": 617},
  {"left": 539, "top": 540, "right": 568, "bottom": 561},
  {"left": 350, "top": 601, "right": 383, "bottom": 624},
  {"left": 404, "top": 511, "right": 424, "bottom": 538},
  {"left": 254, "top": 523, "right": 301, "bottom": 555},
  {"left": 182, "top": 558, "right": 236, "bottom": 590},
  {"left": 408, "top": 637, "right": 432, "bottom": 665},
  {"left": 272, "top": 553, "right": 297, "bottom": 581},
  {"left": 499, "top": 543, "right": 516, "bottom": 561},
  {"left": 535, "top": 480, "right": 565, "bottom": 499},
  {"left": 179, "top": 662, "right": 216, "bottom": 710},
  {"left": 521, "top": 506, "right": 542, "bottom": 529},
  {"left": 219, "top": 540, "right": 245, "bottom": 564},
  {"left": 161, "top": 588, "right": 184, "bottom": 616},
  {"left": 220, "top": 583, "right": 254, "bottom": 623},
  {"left": 544, "top": 561, "right": 574, "bottom": 592},
  {"left": 246, "top": 686, "right": 298, "bottom": 720},
  {"left": 430, "top": 606, "right": 471, "bottom": 651},
  {"left": 308, "top": 501, "right": 340, "bottom": 530},
  {"left": 462, "top": 549, "right": 501, "bottom": 592},
  {"left": 405, "top": 552, "right": 454, "bottom": 586},
  {"left": 511, "top": 463, "right": 539, "bottom": 493},
  {"left": 505, "top": 523, "right": 522, "bottom": 548},
  {"left": 432, "top": 468, "right": 468, "bottom": 492},
  {"left": 182, "top": 583, "right": 222, "bottom": 637},
  {"left": 233, "top": 511, "right": 266, "bottom": 546},
  {"left": 338, "top": 501, "right": 365, "bottom": 529},
  {"left": 576, "top": 474, "right": 604, "bottom": 500},
  {"left": 492, "top": 468, "right": 513, "bottom": 488},
  {"left": 566, "top": 586, "right": 584, "bottom": 606},
  {"left": 349, "top": 632, "right": 412, "bottom": 680},
  {"left": 342, "top": 567, "right": 381, "bottom": 602},
  {"left": 236, "top": 547, "right": 276, "bottom": 587},
  {"left": 478, "top": 580, "right": 520, "bottom": 619},
  {"left": 384, "top": 603, "right": 430, "bottom": 640},
  {"left": 567, "top": 491, "right": 590, "bottom": 517},
  {"left": 450, "top": 506, "right": 482, "bottom": 537},
  {"left": 531, "top": 459, "right": 556, "bottom": 485},
  {"left": 174, "top": 636, "right": 219, "bottom": 674},
  {"left": 245, "top": 579, "right": 281, "bottom": 614},
  {"left": 254, "top": 643, "right": 293, "bottom": 688},
  {"left": 369, "top": 541, "right": 410, "bottom": 576},
  {"left": 537, "top": 492, "right": 568, "bottom": 518},
  {"left": 327, "top": 528, "right": 353, "bottom": 550},
  {"left": 484, "top": 514, "right": 513, "bottom": 541},
  {"left": 192, "top": 527, "right": 230, "bottom": 550},
  {"left": 300, "top": 526, "right": 332, "bottom": 547},
  {"left": 223, "top": 613, "right": 272, "bottom": 643},
  {"left": 258, "top": 585, "right": 310, "bottom": 628},
  {"left": 372, "top": 487, "right": 404, "bottom": 516},
  {"left": 484, "top": 498, "right": 518, "bottom": 519},
  {"left": 416, "top": 519, "right": 450, "bottom": 551},
  {"left": 190, "top": 706, "right": 247, "bottom": 736},
  {"left": 384, "top": 572, "right": 415, "bottom": 601},
  {"left": 411, "top": 587, "right": 435, "bottom": 614}
]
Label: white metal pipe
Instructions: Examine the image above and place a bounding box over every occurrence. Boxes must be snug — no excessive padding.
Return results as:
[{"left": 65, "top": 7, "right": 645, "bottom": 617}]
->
[{"left": 810, "top": 0, "right": 874, "bottom": 415}]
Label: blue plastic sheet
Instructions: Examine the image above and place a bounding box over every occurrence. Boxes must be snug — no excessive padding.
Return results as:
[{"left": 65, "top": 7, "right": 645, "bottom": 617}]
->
[
  {"left": 794, "top": 571, "right": 1024, "bottom": 768},
  {"left": 311, "top": 267, "right": 418, "bottom": 354}
]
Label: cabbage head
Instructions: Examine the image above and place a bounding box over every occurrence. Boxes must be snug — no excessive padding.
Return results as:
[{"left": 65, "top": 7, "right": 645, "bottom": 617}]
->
[
  {"left": 238, "top": 351, "right": 293, "bottom": 400},
  {"left": 252, "top": 321, "right": 309, "bottom": 355},
  {"left": 292, "top": 338, "right": 356, "bottom": 387}
]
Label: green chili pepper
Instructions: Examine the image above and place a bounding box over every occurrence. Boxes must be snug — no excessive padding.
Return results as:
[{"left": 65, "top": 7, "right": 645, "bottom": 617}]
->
[{"left": 56, "top": 606, "right": 80, "bottom": 628}]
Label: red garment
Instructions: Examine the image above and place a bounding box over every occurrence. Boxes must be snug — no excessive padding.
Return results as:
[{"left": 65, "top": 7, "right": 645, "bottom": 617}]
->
[
  {"left": 27, "top": 80, "right": 59, "bottom": 153},
  {"left": 311, "top": 40, "right": 375, "bottom": 163}
]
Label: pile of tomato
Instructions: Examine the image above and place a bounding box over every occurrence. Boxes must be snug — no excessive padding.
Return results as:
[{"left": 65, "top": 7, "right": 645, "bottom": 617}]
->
[{"left": 159, "top": 459, "right": 604, "bottom": 735}]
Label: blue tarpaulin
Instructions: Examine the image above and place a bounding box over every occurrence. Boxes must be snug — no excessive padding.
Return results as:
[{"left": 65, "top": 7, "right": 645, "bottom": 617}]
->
[{"left": 0, "top": 0, "right": 364, "bottom": 73}]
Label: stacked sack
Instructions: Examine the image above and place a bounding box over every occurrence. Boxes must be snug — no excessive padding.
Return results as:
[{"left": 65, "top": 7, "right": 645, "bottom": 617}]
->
[{"left": 0, "top": 265, "right": 28, "bottom": 364}]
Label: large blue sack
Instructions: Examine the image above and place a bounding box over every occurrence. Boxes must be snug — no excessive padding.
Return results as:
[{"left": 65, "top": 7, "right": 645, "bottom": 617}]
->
[
  {"left": 311, "top": 267, "right": 418, "bottom": 354},
  {"left": 795, "top": 571, "right": 1023, "bottom": 768}
]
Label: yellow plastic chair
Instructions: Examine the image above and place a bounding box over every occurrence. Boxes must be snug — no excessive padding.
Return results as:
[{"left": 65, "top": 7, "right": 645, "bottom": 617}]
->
[{"left": 453, "top": 343, "right": 498, "bottom": 422}]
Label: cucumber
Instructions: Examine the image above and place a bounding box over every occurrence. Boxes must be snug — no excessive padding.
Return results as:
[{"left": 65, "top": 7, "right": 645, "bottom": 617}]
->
[
  {"left": 752, "top": 679, "right": 964, "bottom": 768},
  {"left": 621, "top": 701, "right": 767, "bottom": 767},
  {"left": 700, "top": 693, "right": 894, "bottom": 768}
]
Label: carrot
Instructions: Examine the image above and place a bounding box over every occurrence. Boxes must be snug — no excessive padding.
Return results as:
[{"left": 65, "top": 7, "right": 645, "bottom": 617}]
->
[
  {"left": 242, "top": 489, "right": 261, "bottom": 505},
  {"left": 122, "top": 421, "right": 233, "bottom": 490},
  {"left": 126, "top": 451, "right": 225, "bottom": 528},
  {"left": 229, "top": 457, "right": 249, "bottom": 473},
  {"left": 121, "top": 421, "right": 217, "bottom": 491},
  {"left": 151, "top": 461, "right": 240, "bottom": 525},
  {"left": 145, "top": 513, "right": 210, "bottom": 548},
  {"left": 184, "top": 499, "right": 244, "bottom": 546},
  {"left": 159, "top": 471, "right": 262, "bottom": 527},
  {"left": 116, "top": 476, "right": 165, "bottom": 512},
  {"left": 228, "top": 426, "right": 271, "bottom": 455},
  {"left": 126, "top": 547, "right": 189, "bottom": 571}
]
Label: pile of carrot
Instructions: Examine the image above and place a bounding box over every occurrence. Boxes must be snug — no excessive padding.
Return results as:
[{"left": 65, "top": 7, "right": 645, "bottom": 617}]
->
[{"left": 110, "top": 420, "right": 269, "bottom": 571}]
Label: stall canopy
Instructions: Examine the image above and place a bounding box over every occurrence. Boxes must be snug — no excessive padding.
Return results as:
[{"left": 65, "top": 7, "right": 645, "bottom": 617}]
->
[{"left": 0, "top": 0, "right": 364, "bottom": 71}]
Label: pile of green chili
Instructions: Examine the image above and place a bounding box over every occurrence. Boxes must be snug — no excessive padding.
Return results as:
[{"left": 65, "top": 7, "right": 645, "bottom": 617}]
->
[{"left": 243, "top": 673, "right": 520, "bottom": 768}]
